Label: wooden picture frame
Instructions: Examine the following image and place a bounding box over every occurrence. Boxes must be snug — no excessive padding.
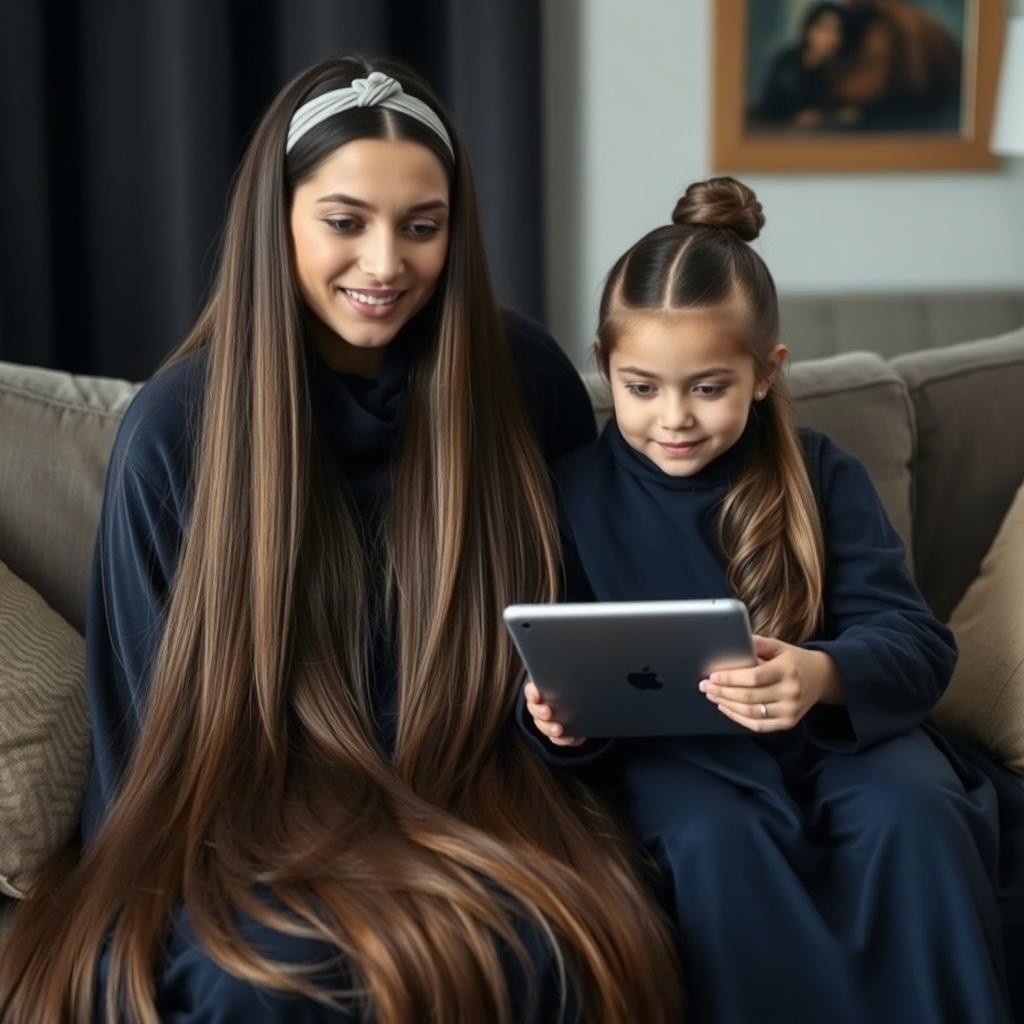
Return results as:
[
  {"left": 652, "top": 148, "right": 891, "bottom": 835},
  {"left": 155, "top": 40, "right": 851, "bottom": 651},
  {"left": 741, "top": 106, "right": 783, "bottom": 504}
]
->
[{"left": 713, "top": 0, "right": 1005, "bottom": 172}]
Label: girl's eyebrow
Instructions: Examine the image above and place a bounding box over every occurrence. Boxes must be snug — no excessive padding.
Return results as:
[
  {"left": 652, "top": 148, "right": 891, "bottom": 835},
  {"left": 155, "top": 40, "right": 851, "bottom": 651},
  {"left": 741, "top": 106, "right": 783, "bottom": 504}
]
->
[
  {"left": 616, "top": 365, "right": 660, "bottom": 380},
  {"left": 315, "top": 193, "right": 449, "bottom": 214},
  {"left": 686, "top": 367, "right": 737, "bottom": 381},
  {"left": 616, "top": 365, "right": 737, "bottom": 382}
]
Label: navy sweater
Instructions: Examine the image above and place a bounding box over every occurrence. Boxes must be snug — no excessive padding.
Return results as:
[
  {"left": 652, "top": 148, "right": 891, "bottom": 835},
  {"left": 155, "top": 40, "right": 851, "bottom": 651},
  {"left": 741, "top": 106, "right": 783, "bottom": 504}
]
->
[
  {"left": 81, "top": 310, "right": 596, "bottom": 842},
  {"left": 523, "top": 415, "right": 958, "bottom": 759}
]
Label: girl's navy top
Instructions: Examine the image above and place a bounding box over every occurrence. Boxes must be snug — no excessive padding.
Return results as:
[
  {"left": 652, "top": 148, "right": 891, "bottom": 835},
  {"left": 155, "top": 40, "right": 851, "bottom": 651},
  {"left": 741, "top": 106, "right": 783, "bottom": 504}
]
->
[
  {"left": 522, "top": 412, "right": 958, "bottom": 760},
  {"left": 81, "top": 310, "right": 596, "bottom": 842}
]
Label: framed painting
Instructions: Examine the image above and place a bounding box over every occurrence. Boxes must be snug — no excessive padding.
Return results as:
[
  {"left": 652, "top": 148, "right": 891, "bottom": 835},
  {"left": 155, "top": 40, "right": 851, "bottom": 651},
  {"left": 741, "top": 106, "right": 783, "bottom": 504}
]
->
[{"left": 713, "top": 0, "right": 1006, "bottom": 171}]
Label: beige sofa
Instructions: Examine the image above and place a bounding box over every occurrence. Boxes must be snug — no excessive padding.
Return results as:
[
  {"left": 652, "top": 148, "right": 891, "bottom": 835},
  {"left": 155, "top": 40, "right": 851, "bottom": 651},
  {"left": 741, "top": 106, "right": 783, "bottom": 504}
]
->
[{"left": 2, "top": 322, "right": 1024, "bottom": 932}]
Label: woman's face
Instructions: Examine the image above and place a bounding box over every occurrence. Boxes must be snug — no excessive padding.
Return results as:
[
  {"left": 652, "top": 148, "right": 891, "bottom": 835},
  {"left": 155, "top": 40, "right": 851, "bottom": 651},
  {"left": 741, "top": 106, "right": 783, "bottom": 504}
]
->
[
  {"left": 805, "top": 10, "right": 843, "bottom": 61},
  {"left": 290, "top": 137, "right": 450, "bottom": 375}
]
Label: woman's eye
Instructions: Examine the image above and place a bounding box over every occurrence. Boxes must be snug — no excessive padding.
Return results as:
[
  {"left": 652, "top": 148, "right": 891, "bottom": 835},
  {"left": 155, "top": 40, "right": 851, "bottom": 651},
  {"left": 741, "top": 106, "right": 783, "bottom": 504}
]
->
[
  {"left": 325, "top": 217, "right": 359, "bottom": 233},
  {"left": 694, "top": 384, "right": 724, "bottom": 398},
  {"left": 406, "top": 221, "right": 441, "bottom": 239},
  {"left": 625, "top": 383, "right": 656, "bottom": 398}
]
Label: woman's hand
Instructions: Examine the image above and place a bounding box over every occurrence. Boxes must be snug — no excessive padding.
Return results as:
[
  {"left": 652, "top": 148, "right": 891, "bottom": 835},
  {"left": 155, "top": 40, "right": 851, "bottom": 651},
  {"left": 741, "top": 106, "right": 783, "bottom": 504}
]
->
[
  {"left": 699, "top": 635, "right": 845, "bottom": 733},
  {"left": 523, "top": 680, "right": 587, "bottom": 747}
]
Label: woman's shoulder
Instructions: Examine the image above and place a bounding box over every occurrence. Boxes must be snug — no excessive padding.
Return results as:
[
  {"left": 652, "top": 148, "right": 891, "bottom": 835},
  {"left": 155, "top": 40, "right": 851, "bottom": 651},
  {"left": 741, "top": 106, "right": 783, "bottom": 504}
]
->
[
  {"left": 110, "top": 348, "right": 208, "bottom": 494},
  {"left": 501, "top": 308, "right": 576, "bottom": 376},
  {"left": 553, "top": 424, "right": 610, "bottom": 495},
  {"left": 499, "top": 308, "right": 597, "bottom": 463}
]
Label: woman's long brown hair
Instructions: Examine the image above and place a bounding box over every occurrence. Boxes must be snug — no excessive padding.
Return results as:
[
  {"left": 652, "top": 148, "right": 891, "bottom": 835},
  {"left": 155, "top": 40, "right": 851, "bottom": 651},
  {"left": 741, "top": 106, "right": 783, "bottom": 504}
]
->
[
  {"left": 596, "top": 176, "right": 825, "bottom": 643},
  {"left": 0, "top": 57, "right": 682, "bottom": 1022}
]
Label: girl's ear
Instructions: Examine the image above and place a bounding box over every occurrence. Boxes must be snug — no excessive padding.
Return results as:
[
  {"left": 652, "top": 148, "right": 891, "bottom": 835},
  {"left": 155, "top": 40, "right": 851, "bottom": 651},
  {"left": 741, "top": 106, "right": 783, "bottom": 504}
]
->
[{"left": 756, "top": 343, "right": 788, "bottom": 398}]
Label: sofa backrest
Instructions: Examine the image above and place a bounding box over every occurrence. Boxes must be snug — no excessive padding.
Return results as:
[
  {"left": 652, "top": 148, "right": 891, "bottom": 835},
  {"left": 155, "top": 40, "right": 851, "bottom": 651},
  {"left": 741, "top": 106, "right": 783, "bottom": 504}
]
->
[
  {"left": 0, "top": 363, "right": 139, "bottom": 633},
  {"left": 893, "top": 326, "right": 1024, "bottom": 622},
  {"left": 787, "top": 353, "right": 915, "bottom": 558},
  {"left": 2, "top": 328, "right": 1022, "bottom": 632},
  {"left": 780, "top": 290, "right": 1024, "bottom": 361}
]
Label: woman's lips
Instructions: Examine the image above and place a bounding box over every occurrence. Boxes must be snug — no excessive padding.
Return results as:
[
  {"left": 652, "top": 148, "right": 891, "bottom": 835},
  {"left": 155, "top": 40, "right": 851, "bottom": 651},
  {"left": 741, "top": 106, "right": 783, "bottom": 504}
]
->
[
  {"left": 656, "top": 439, "right": 706, "bottom": 458},
  {"left": 340, "top": 287, "right": 406, "bottom": 319}
]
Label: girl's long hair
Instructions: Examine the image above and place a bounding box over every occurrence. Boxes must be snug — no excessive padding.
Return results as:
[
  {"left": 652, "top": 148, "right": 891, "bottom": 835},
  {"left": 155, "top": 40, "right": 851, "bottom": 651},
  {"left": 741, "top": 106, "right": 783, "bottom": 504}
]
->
[
  {"left": 596, "top": 176, "right": 824, "bottom": 643},
  {"left": 1, "top": 57, "right": 682, "bottom": 1023}
]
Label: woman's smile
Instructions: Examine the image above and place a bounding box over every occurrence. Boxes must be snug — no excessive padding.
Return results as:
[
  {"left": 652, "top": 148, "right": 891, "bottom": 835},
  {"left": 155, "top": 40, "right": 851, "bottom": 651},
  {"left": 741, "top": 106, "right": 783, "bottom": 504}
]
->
[{"left": 340, "top": 286, "right": 408, "bottom": 318}]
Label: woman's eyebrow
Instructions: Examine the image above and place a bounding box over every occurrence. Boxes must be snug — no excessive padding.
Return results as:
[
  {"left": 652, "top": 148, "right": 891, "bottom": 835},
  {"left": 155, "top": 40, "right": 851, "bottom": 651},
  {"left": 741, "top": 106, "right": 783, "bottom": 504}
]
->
[{"left": 315, "top": 193, "right": 449, "bottom": 213}]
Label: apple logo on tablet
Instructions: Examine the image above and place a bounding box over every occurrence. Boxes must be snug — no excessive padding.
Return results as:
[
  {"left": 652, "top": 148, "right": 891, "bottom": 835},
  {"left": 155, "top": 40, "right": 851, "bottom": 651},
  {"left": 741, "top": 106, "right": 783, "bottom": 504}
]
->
[{"left": 627, "top": 665, "right": 663, "bottom": 691}]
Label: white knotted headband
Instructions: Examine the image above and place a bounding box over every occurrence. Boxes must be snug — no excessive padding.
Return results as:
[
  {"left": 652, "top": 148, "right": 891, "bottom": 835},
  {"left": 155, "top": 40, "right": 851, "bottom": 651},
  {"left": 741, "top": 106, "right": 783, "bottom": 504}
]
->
[{"left": 286, "top": 71, "right": 455, "bottom": 159}]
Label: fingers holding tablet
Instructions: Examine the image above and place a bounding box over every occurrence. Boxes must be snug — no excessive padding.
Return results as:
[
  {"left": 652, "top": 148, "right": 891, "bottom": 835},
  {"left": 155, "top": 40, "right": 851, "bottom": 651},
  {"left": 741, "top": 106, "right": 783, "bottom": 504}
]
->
[
  {"left": 524, "top": 680, "right": 587, "bottom": 747},
  {"left": 699, "top": 635, "right": 845, "bottom": 732}
]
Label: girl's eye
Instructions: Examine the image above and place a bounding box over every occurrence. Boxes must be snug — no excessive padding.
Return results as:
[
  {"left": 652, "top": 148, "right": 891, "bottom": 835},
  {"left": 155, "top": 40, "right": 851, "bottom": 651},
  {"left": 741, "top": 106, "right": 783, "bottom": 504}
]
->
[
  {"left": 694, "top": 384, "right": 724, "bottom": 398},
  {"left": 406, "top": 221, "right": 441, "bottom": 239},
  {"left": 625, "top": 383, "right": 656, "bottom": 398},
  {"left": 325, "top": 217, "right": 359, "bottom": 233}
]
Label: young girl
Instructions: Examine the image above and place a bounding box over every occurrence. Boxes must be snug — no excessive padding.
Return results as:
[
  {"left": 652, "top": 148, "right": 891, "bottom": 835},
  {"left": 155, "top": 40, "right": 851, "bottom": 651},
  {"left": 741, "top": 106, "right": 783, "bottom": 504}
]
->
[
  {"left": 0, "top": 57, "right": 682, "bottom": 1022},
  {"left": 526, "top": 177, "right": 1023, "bottom": 1023}
]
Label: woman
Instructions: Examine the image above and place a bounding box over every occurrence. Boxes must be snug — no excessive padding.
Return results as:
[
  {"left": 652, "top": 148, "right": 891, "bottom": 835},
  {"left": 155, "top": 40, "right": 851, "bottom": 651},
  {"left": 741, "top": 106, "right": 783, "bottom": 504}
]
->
[{"left": 0, "top": 56, "right": 681, "bottom": 1023}]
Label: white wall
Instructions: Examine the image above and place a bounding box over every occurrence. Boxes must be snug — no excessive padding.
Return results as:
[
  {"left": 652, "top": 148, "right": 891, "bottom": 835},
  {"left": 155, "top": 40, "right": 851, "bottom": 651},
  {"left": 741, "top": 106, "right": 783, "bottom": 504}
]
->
[{"left": 544, "top": 0, "right": 1024, "bottom": 364}]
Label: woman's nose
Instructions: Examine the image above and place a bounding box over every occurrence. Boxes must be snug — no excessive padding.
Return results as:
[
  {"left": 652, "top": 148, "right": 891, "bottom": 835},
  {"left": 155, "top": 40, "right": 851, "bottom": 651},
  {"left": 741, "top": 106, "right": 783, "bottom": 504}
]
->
[{"left": 358, "top": 228, "right": 402, "bottom": 282}]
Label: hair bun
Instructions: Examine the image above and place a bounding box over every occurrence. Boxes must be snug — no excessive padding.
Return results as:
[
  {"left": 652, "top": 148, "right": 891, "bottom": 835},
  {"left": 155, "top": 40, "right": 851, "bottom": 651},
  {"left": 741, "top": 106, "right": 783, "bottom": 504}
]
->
[{"left": 671, "top": 177, "right": 765, "bottom": 242}]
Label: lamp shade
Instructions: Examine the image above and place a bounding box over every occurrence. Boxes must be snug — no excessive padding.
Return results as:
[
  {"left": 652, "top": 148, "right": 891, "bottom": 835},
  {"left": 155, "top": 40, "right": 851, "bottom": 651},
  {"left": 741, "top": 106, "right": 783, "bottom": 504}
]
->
[{"left": 992, "top": 17, "right": 1024, "bottom": 155}]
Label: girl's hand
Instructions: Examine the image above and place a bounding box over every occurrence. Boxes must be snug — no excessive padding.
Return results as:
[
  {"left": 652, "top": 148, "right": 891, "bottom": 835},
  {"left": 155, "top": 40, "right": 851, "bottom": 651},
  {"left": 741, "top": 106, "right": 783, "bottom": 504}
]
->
[
  {"left": 523, "top": 680, "right": 586, "bottom": 747},
  {"left": 699, "top": 635, "right": 845, "bottom": 733}
]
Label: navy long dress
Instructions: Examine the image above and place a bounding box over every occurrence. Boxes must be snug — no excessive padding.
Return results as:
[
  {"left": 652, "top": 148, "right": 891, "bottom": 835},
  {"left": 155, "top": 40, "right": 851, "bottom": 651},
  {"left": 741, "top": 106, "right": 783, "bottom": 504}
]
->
[
  {"left": 526, "top": 413, "right": 1024, "bottom": 1024},
  {"left": 82, "top": 307, "right": 596, "bottom": 1022}
]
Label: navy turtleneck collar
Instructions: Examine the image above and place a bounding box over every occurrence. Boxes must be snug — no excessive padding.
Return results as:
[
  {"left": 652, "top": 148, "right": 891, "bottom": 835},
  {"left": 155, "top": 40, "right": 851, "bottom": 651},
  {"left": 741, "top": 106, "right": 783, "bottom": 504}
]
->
[
  {"left": 310, "top": 303, "right": 436, "bottom": 502},
  {"left": 606, "top": 411, "right": 760, "bottom": 492}
]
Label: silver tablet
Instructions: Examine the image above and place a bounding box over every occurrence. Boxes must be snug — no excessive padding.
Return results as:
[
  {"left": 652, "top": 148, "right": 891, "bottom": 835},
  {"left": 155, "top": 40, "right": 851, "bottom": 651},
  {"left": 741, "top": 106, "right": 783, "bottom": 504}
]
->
[{"left": 504, "top": 599, "right": 756, "bottom": 738}]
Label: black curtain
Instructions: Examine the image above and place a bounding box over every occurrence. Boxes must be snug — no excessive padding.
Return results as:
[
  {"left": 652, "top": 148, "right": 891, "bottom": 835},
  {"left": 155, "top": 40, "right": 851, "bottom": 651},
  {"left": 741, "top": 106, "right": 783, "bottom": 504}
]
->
[{"left": 0, "top": 0, "right": 544, "bottom": 380}]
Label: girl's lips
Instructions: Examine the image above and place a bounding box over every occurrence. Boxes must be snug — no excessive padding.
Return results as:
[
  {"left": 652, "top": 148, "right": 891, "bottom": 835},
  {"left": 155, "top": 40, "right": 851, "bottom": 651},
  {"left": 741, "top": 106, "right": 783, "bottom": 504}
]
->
[
  {"left": 340, "top": 287, "right": 407, "bottom": 319},
  {"left": 657, "top": 439, "right": 706, "bottom": 457}
]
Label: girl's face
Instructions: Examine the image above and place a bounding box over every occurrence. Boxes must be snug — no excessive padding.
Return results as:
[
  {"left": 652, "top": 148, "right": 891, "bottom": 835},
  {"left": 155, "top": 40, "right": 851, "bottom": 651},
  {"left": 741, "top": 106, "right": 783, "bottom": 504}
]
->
[
  {"left": 290, "top": 137, "right": 450, "bottom": 375},
  {"left": 607, "top": 310, "right": 785, "bottom": 478}
]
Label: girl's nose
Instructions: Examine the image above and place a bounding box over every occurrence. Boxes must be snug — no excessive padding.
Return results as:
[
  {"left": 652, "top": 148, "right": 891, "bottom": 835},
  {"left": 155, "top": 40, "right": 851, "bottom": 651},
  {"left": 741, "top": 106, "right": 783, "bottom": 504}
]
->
[{"left": 662, "top": 396, "right": 696, "bottom": 430}]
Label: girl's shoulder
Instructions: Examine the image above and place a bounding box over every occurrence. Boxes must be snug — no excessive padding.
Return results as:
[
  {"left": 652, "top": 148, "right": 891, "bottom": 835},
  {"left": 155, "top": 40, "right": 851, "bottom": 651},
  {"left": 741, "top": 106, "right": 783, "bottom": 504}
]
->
[
  {"left": 795, "top": 426, "right": 878, "bottom": 503},
  {"left": 109, "top": 348, "right": 208, "bottom": 496}
]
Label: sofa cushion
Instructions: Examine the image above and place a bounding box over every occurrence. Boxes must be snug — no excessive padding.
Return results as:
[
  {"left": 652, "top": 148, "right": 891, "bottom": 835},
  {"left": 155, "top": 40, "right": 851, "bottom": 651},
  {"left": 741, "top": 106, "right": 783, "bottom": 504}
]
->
[
  {"left": 0, "top": 362, "right": 139, "bottom": 632},
  {"left": 0, "top": 561, "right": 89, "bottom": 898},
  {"left": 893, "top": 326, "right": 1024, "bottom": 622},
  {"left": 932, "top": 480, "right": 1024, "bottom": 783},
  {"left": 583, "top": 351, "right": 915, "bottom": 557}
]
